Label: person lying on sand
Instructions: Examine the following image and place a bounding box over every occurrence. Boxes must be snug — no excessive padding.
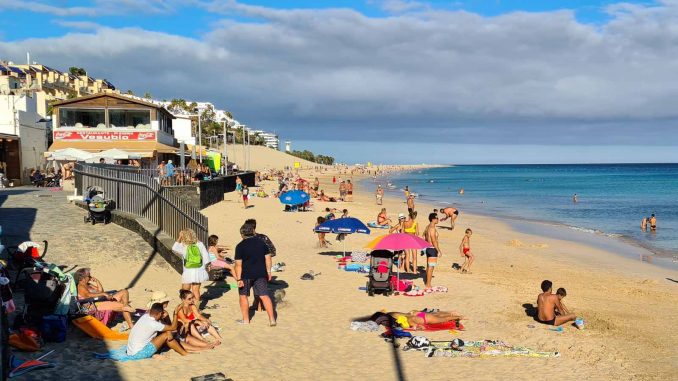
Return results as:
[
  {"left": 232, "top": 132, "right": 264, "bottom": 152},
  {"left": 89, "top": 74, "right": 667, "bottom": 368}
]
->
[
  {"left": 75, "top": 268, "right": 135, "bottom": 329},
  {"left": 537, "top": 280, "right": 578, "bottom": 328},
  {"left": 369, "top": 310, "right": 464, "bottom": 331}
]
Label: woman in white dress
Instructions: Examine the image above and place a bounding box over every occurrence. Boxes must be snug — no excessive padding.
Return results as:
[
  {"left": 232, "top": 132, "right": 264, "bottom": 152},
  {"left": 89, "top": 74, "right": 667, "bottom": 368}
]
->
[{"left": 173, "top": 229, "right": 210, "bottom": 301}]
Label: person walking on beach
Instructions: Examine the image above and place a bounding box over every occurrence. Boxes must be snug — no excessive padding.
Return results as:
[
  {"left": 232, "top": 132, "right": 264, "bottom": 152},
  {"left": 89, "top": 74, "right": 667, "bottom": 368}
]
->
[
  {"left": 235, "top": 176, "right": 243, "bottom": 202},
  {"left": 649, "top": 214, "right": 657, "bottom": 231},
  {"left": 339, "top": 181, "right": 346, "bottom": 201},
  {"left": 242, "top": 185, "right": 250, "bottom": 208},
  {"left": 536, "top": 280, "right": 578, "bottom": 328},
  {"left": 313, "top": 177, "right": 320, "bottom": 192},
  {"left": 424, "top": 213, "right": 442, "bottom": 289},
  {"left": 407, "top": 194, "right": 415, "bottom": 213},
  {"left": 459, "top": 228, "right": 474, "bottom": 274},
  {"left": 376, "top": 185, "right": 384, "bottom": 205},
  {"left": 173, "top": 229, "right": 210, "bottom": 302},
  {"left": 245, "top": 218, "right": 277, "bottom": 311},
  {"left": 440, "top": 206, "right": 459, "bottom": 230},
  {"left": 234, "top": 223, "right": 276, "bottom": 326}
]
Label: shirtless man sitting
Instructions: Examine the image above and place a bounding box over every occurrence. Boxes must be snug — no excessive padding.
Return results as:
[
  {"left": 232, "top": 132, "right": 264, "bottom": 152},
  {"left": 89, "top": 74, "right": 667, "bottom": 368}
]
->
[
  {"left": 439, "top": 206, "right": 459, "bottom": 230},
  {"left": 536, "top": 280, "right": 578, "bottom": 327}
]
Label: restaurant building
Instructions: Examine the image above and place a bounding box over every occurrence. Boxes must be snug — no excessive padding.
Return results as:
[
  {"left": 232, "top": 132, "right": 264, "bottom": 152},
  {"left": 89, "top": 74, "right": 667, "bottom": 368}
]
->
[{"left": 48, "top": 93, "right": 178, "bottom": 164}]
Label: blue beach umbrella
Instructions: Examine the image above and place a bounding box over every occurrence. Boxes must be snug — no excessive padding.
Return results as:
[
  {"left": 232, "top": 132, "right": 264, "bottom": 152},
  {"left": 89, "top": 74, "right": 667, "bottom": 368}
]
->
[
  {"left": 314, "top": 217, "right": 371, "bottom": 255},
  {"left": 279, "top": 190, "right": 310, "bottom": 206}
]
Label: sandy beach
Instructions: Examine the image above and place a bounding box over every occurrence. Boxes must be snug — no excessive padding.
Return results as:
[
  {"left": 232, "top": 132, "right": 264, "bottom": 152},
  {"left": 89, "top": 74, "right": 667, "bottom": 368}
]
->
[{"left": 2, "top": 164, "right": 677, "bottom": 381}]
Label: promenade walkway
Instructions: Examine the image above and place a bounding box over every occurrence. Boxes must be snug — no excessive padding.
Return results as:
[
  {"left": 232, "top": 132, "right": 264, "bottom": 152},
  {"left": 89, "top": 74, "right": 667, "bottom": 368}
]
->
[{"left": 1, "top": 188, "right": 180, "bottom": 381}]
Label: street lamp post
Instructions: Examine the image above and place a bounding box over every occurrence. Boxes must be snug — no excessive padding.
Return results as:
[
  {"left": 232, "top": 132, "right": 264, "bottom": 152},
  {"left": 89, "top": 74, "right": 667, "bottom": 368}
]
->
[{"left": 222, "top": 120, "right": 228, "bottom": 175}]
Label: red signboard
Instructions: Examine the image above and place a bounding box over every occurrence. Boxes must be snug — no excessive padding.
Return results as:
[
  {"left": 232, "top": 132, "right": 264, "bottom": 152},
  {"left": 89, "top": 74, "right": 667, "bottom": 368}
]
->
[{"left": 54, "top": 130, "right": 157, "bottom": 141}]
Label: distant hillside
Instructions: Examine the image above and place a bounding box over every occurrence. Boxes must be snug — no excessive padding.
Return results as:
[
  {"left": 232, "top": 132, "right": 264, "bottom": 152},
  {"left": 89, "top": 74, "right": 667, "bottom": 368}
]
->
[{"left": 220, "top": 145, "right": 318, "bottom": 171}]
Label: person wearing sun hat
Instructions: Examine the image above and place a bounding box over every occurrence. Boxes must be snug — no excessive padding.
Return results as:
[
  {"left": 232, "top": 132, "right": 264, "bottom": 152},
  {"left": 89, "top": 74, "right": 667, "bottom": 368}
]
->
[{"left": 146, "top": 291, "right": 171, "bottom": 309}]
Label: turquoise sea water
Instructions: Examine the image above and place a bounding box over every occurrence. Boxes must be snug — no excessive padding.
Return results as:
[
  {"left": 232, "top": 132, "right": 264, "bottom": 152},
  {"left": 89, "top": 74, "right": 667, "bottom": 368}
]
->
[{"left": 378, "top": 164, "right": 678, "bottom": 260}]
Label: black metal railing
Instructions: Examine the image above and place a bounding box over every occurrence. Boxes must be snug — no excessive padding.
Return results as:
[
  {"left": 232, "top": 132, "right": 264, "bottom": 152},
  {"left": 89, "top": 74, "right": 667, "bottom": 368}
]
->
[{"left": 74, "top": 163, "right": 209, "bottom": 243}]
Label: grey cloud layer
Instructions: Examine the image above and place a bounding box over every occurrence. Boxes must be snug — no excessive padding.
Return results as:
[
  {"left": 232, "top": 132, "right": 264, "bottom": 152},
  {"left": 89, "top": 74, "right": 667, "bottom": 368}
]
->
[{"left": 2, "top": 1, "right": 678, "bottom": 144}]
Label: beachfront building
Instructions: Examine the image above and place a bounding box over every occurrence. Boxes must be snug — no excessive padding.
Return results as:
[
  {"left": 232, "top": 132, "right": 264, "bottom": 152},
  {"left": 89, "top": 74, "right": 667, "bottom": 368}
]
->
[
  {"left": 250, "top": 129, "right": 279, "bottom": 150},
  {"left": 0, "top": 89, "right": 48, "bottom": 183},
  {"left": 0, "top": 60, "right": 117, "bottom": 183},
  {"left": 48, "top": 93, "right": 178, "bottom": 165}
]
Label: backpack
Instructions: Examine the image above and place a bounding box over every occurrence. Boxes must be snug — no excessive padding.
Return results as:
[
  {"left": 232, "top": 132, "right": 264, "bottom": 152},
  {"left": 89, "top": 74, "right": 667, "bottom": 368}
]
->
[{"left": 184, "top": 244, "right": 203, "bottom": 268}]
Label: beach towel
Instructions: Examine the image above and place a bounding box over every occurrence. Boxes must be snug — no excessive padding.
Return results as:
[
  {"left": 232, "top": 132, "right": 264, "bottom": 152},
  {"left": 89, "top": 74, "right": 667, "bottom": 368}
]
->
[
  {"left": 402, "top": 286, "right": 448, "bottom": 296},
  {"left": 405, "top": 338, "right": 560, "bottom": 358},
  {"left": 94, "top": 343, "right": 156, "bottom": 362},
  {"left": 344, "top": 264, "right": 369, "bottom": 273},
  {"left": 367, "top": 222, "right": 389, "bottom": 229},
  {"left": 403, "top": 320, "right": 465, "bottom": 332}
]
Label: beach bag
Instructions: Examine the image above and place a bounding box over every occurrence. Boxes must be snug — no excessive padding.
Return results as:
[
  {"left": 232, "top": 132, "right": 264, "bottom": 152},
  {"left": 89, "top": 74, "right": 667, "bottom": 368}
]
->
[
  {"left": 184, "top": 244, "right": 203, "bottom": 269},
  {"left": 40, "top": 315, "right": 68, "bottom": 343}
]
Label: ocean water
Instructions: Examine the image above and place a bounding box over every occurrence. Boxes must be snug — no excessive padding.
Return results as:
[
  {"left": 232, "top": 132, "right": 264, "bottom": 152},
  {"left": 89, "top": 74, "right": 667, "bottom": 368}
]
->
[{"left": 380, "top": 164, "right": 678, "bottom": 259}]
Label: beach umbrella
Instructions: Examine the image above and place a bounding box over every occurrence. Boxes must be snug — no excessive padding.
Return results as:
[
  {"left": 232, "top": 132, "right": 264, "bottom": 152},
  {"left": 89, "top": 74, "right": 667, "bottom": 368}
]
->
[
  {"left": 278, "top": 190, "right": 310, "bottom": 206},
  {"left": 314, "top": 217, "right": 371, "bottom": 255},
  {"left": 365, "top": 233, "right": 431, "bottom": 251},
  {"left": 47, "top": 148, "right": 92, "bottom": 161},
  {"left": 365, "top": 233, "right": 431, "bottom": 291}
]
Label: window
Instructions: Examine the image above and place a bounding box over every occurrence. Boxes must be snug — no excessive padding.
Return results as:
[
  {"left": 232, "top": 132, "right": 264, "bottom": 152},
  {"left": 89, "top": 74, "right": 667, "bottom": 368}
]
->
[
  {"left": 59, "top": 108, "right": 105, "bottom": 128},
  {"left": 109, "top": 109, "right": 151, "bottom": 129}
]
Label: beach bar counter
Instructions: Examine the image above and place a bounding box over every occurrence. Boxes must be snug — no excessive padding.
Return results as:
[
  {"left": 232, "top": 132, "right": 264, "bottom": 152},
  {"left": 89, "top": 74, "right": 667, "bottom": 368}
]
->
[{"left": 47, "top": 92, "right": 178, "bottom": 164}]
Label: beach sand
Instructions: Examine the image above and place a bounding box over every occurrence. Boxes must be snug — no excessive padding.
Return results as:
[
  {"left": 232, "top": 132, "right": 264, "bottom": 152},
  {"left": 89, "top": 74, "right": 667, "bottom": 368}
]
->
[{"left": 4, "top": 166, "right": 677, "bottom": 381}]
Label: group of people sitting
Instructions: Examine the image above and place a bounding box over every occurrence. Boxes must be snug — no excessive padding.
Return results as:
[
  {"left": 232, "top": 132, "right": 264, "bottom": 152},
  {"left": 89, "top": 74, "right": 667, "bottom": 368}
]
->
[{"left": 29, "top": 168, "right": 62, "bottom": 187}]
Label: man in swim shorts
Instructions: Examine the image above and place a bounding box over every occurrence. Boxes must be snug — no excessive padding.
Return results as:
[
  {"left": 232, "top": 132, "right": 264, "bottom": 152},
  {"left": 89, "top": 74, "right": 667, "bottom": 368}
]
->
[
  {"left": 536, "top": 280, "right": 577, "bottom": 327},
  {"left": 424, "top": 213, "right": 442, "bottom": 289},
  {"left": 440, "top": 207, "right": 459, "bottom": 230},
  {"left": 124, "top": 302, "right": 187, "bottom": 360}
]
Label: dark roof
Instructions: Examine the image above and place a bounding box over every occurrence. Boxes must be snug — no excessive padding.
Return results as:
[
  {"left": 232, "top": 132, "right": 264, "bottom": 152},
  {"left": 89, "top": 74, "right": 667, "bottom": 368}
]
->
[
  {"left": 51, "top": 92, "right": 175, "bottom": 118},
  {"left": 8, "top": 66, "right": 25, "bottom": 76}
]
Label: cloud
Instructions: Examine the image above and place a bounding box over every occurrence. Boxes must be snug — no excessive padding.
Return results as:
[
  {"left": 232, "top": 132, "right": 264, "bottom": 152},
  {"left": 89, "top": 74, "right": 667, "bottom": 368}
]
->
[
  {"left": 0, "top": 0, "right": 181, "bottom": 17},
  {"left": 377, "top": 0, "right": 429, "bottom": 14},
  {"left": 1, "top": 1, "right": 678, "bottom": 148},
  {"left": 52, "top": 20, "right": 104, "bottom": 30}
]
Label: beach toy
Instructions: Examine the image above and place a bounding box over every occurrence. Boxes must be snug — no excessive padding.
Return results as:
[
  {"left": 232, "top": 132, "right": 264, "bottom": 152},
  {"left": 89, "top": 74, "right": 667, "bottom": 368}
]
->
[
  {"left": 72, "top": 315, "right": 129, "bottom": 340},
  {"left": 548, "top": 326, "right": 564, "bottom": 332},
  {"left": 575, "top": 318, "right": 585, "bottom": 330},
  {"left": 9, "top": 350, "right": 56, "bottom": 378}
]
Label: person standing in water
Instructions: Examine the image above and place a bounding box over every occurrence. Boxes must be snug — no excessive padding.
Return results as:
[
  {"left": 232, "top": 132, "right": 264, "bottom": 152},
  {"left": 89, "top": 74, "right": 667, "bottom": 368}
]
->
[
  {"left": 459, "top": 228, "right": 474, "bottom": 274},
  {"left": 572, "top": 194, "right": 578, "bottom": 203},
  {"left": 649, "top": 214, "right": 657, "bottom": 231},
  {"left": 641, "top": 217, "right": 647, "bottom": 231}
]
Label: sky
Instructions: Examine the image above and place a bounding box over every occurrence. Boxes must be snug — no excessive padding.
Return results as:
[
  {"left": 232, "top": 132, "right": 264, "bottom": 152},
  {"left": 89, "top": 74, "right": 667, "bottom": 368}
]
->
[{"left": 1, "top": 0, "right": 677, "bottom": 164}]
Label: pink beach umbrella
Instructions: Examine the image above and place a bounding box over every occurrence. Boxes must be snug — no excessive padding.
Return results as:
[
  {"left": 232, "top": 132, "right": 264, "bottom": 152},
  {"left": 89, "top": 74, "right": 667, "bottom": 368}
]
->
[
  {"left": 365, "top": 233, "right": 432, "bottom": 292},
  {"left": 365, "top": 233, "right": 431, "bottom": 251}
]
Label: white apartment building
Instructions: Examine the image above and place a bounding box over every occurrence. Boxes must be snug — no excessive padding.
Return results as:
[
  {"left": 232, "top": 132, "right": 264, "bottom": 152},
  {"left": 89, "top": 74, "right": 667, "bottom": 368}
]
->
[
  {"left": 250, "top": 129, "right": 279, "bottom": 150},
  {"left": 1, "top": 60, "right": 116, "bottom": 183},
  {"left": 0, "top": 90, "right": 48, "bottom": 183}
]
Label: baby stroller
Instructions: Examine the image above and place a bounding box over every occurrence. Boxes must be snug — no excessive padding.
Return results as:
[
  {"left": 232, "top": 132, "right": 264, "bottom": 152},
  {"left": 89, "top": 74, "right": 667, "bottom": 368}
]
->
[
  {"left": 83, "top": 186, "right": 112, "bottom": 225},
  {"left": 4, "top": 241, "right": 48, "bottom": 285},
  {"left": 366, "top": 250, "right": 394, "bottom": 296}
]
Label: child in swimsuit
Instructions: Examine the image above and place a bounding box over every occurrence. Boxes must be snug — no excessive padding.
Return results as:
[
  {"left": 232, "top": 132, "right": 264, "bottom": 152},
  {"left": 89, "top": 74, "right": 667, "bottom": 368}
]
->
[{"left": 459, "top": 228, "right": 474, "bottom": 274}]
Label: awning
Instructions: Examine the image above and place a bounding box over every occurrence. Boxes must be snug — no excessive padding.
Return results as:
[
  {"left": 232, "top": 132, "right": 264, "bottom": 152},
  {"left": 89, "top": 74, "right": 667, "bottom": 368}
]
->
[
  {"left": 186, "top": 144, "right": 209, "bottom": 156},
  {"left": 47, "top": 140, "right": 178, "bottom": 157}
]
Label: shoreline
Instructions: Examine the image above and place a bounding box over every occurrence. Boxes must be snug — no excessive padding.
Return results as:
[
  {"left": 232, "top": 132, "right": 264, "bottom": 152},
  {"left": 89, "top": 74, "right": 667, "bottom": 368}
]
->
[{"left": 365, "top": 167, "right": 678, "bottom": 265}]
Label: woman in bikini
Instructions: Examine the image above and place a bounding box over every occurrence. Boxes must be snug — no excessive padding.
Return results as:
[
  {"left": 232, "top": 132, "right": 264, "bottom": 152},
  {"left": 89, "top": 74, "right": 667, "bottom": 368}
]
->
[
  {"left": 175, "top": 290, "right": 223, "bottom": 346},
  {"left": 377, "top": 208, "right": 392, "bottom": 227},
  {"left": 369, "top": 310, "right": 465, "bottom": 331},
  {"left": 459, "top": 228, "right": 474, "bottom": 274},
  {"left": 402, "top": 211, "right": 419, "bottom": 273}
]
